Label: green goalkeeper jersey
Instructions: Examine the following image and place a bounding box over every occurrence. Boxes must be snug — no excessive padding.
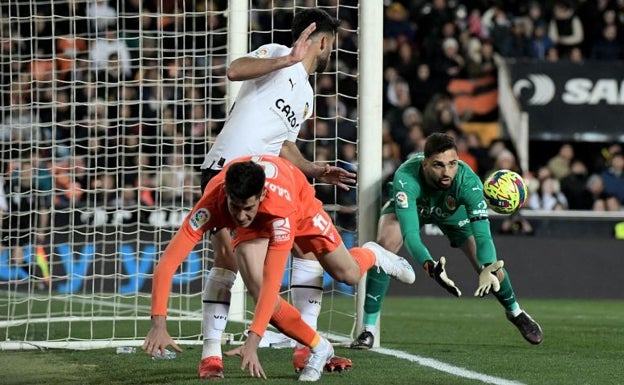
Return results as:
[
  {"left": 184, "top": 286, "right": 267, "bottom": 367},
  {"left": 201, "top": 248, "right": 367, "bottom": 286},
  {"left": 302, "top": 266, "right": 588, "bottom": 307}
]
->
[{"left": 388, "top": 153, "right": 497, "bottom": 267}]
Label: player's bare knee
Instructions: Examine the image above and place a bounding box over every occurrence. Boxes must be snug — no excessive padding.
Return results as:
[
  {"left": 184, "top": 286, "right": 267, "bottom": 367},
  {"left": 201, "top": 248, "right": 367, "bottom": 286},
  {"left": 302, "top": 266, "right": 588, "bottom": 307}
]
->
[
  {"left": 376, "top": 232, "right": 402, "bottom": 254},
  {"left": 330, "top": 267, "right": 359, "bottom": 285}
]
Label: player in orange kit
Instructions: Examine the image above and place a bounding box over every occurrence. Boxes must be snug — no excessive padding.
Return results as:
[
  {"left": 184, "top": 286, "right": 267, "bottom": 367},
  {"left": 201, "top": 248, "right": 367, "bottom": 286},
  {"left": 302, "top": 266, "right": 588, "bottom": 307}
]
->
[{"left": 143, "top": 155, "right": 415, "bottom": 381}]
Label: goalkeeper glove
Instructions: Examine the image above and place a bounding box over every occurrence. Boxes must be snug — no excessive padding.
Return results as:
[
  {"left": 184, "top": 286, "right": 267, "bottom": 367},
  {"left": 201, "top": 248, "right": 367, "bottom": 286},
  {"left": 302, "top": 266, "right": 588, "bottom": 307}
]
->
[
  {"left": 424, "top": 257, "right": 462, "bottom": 297},
  {"left": 474, "top": 260, "right": 504, "bottom": 297}
]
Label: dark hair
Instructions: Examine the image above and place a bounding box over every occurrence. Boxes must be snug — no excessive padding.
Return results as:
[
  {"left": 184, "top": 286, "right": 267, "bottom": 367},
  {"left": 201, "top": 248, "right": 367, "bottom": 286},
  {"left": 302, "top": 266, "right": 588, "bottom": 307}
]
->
[
  {"left": 225, "top": 161, "right": 266, "bottom": 200},
  {"left": 424, "top": 133, "right": 457, "bottom": 158},
  {"left": 292, "top": 8, "right": 340, "bottom": 41}
]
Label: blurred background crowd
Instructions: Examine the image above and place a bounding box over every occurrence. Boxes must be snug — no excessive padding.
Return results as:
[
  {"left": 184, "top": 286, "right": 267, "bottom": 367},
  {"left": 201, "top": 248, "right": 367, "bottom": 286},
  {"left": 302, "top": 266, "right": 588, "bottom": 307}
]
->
[{"left": 1, "top": 0, "right": 623, "bottom": 243}]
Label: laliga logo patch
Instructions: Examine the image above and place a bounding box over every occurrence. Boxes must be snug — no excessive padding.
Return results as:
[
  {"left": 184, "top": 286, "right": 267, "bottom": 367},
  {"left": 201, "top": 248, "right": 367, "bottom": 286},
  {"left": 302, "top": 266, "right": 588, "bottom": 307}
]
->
[
  {"left": 272, "top": 218, "right": 291, "bottom": 243},
  {"left": 396, "top": 191, "right": 408, "bottom": 208},
  {"left": 303, "top": 102, "right": 309, "bottom": 119},
  {"left": 189, "top": 208, "right": 210, "bottom": 231},
  {"left": 252, "top": 48, "right": 269, "bottom": 58},
  {"left": 445, "top": 194, "right": 457, "bottom": 210}
]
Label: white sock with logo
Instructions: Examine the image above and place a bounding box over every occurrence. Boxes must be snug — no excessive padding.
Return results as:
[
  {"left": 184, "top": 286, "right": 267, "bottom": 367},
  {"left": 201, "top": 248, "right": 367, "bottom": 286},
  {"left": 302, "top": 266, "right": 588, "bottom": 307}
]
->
[
  {"left": 202, "top": 267, "right": 237, "bottom": 359},
  {"left": 290, "top": 257, "right": 324, "bottom": 349}
]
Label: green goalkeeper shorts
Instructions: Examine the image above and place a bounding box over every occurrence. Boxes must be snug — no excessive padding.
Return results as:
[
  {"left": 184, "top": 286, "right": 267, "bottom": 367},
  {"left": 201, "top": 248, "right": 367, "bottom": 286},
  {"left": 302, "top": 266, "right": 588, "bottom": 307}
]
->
[{"left": 381, "top": 198, "right": 473, "bottom": 248}]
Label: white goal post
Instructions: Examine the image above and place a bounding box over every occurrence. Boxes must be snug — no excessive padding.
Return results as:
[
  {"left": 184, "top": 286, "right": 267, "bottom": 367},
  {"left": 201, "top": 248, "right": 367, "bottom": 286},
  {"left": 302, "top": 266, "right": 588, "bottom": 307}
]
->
[{"left": 0, "top": 1, "right": 382, "bottom": 350}]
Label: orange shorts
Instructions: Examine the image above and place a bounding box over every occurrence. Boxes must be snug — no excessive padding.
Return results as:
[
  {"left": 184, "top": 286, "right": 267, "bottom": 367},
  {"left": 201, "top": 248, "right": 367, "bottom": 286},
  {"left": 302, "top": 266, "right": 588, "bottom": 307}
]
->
[{"left": 233, "top": 201, "right": 342, "bottom": 256}]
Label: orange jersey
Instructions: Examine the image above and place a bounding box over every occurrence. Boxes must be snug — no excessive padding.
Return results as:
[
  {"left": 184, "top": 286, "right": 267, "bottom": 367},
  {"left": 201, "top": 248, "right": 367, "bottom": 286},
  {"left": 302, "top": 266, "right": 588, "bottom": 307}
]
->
[{"left": 151, "top": 155, "right": 342, "bottom": 337}]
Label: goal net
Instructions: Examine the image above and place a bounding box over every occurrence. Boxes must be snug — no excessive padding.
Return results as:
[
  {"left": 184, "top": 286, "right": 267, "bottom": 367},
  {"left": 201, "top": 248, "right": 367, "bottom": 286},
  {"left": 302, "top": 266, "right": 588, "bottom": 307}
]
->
[{"left": 0, "top": 0, "right": 373, "bottom": 350}]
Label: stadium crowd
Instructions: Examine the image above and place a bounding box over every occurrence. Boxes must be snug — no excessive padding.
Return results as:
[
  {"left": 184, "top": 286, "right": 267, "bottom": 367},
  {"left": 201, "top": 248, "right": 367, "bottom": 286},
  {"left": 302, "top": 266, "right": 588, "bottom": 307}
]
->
[{"left": 1, "top": 0, "right": 624, "bottom": 249}]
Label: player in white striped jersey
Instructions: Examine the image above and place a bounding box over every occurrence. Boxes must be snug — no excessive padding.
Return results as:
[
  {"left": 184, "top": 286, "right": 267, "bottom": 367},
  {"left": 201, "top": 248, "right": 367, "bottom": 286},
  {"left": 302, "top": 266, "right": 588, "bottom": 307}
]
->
[{"left": 190, "top": 9, "right": 354, "bottom": 379}]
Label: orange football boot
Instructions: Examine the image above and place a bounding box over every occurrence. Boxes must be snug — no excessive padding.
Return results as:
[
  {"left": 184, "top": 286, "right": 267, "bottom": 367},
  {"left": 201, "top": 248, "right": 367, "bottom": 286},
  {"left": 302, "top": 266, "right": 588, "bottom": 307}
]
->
[{"left": 198, "top": 356, "right": 224, "bottom": 380}]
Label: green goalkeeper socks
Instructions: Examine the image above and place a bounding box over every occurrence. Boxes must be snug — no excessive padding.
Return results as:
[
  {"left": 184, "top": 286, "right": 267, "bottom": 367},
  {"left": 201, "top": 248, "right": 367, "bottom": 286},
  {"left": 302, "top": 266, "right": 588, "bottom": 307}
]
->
[
  {"left": 363, "top": 267, "right": 391, "bottom": 323},
  {"left": 493, "top": 268, "right": 520, "bottom": 312}
]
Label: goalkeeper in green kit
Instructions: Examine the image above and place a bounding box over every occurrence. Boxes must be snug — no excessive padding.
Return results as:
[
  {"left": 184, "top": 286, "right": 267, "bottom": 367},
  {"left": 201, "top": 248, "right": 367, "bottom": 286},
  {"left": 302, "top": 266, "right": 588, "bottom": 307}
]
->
[{"left": 351, "top": 133, "right": 543, "bottom": 349}]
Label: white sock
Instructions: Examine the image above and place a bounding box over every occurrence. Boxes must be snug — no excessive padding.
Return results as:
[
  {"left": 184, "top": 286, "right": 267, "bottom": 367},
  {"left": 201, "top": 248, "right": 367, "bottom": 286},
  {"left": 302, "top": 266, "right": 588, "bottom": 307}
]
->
[
  {"left": 311, "top": 336, "right": 329, "bottom": 354},
  {"left": 363, "top": 325, "right": 377, "bottom": 335},
  {"left": 201, "top": 267, "right": 237, "bottom": 359},
  {"left": 507, "top": 307, "right": 523, "bottom": 318},
  {"left": 290, "top": 257, "right": 324, "bottom": 349}
]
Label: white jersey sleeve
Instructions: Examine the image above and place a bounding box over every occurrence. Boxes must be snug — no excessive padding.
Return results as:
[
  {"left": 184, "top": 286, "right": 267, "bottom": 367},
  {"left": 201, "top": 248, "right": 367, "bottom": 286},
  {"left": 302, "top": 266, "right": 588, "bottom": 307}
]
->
[{"left": 201, "top": 44, "right": 314, "bottom": 171}]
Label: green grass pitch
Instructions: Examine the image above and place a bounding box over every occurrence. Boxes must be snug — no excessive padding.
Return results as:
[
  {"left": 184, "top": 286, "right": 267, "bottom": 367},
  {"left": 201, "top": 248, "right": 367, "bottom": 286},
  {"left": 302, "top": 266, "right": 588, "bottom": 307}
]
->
[{"left": 1, "top": 296, "right": 623, "bottom": 385}]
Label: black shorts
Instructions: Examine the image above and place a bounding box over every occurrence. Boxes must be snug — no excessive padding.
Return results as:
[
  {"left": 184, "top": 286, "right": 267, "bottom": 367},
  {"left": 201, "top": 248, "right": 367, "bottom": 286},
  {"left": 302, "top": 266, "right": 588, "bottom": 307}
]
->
[
  {"left": 200, "top": 168, "right": 224, "bottom": 236},
  {"left": 200, "top": 168, "right": 221, "bottom": 195}
]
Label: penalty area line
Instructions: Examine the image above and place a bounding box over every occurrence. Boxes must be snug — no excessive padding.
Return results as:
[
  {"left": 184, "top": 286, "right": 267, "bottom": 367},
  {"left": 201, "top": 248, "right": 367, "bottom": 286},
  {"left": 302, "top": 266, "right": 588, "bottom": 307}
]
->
[{"left": 374, "top": 347, "right": 525, "bottom": 385}]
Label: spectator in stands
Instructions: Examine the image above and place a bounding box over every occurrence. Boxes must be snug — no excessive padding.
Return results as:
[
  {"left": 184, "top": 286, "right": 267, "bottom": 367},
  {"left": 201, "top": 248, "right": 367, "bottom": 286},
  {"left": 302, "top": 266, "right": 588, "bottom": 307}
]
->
[
  {"left": 336, "top": 19, "right": 358, "bottom": 71},
  {"left": 157, "top": 152, "right": 200, "bottom": 208},
  {"left": 89, "top": 24, "right": 133, "bottom": 79},
  {"left": 23, "top": 10, "right": 55, "bottom": 57},
  {"left": 108, "top": 182, "right": 141, "bottom": 226},
  {"left": 568, "top": 47, "right": 584, "bottom": 62},
  {"left": 409, "top": 63, "right": 439, "bottom": 112},
  {"left": 482, "top": 5, "right": 513, "bottom": 57},
  {"left": 591, "top": 24, "right": 624, "bottom": 60},
  {"left": 546, "top": 46, "right": 561, "bottom": 61},
  {"left": 135, "top": 154, "right": 157, "bottom": 207},
  {"left": 399, "top": 106, "right": 422, "bottom": 143},
  {"left": 508, "top": 18, "right": 531, "bottom": 58},
  {"left": 384, "top": 71, "right": 413, "bottom": 144},
  {"left": 586, "top": 173, "right": 621, "bottom": 211},
  {"left": 548, "top": 0, "right": 584, "bottom": 59},
  {"left": 117, "top": 0, "right": 145, "bottom": 47},
  {"left": 464, "top": 132, "right": 490, "bottom": 179},
  {"left": 526, "top": 1, "right": 547, "bottom": 35},
  {"left": 456, "top": 135, "right": 479, "bottom": 173},
  {"left": 394, "top": 40, "right": 421, "bottom": 87},
  {"left": 600, "top": 151, "right": 624, "bottom": 205},
  {"left": 560, "top": 159, "right": 593, "bottom": 210},
  {"left": 422, "top": 93, "right": 454, "bottom": 135},
  {"left": 1, "top": 83, "right": 42, "bottom": 148},
  {"left": 52, "top": 156, "right": 84, "bottom": 209},
  {"left": 382, "top": 140, "right": 401, "bottom": 187},
  {"left": 86, "top": 0, "right": 117, "bottom": 37},
  {"left": 0, "top": 156, "right": 51, "bottom": 267},
  {"left": 385, "top": 68, "right": 411, "bottom": 111},
  {"left": 594, "top": 143, "right": 622, "bottom": 173},
  {"left": 432, "top": 37, "right": 465, "bottom": 89},
  {"left": 415, "top": 0, "right": 455, "bottom": 60},
  {"left": 433, "top": 105, "right": 462, "bottom": 136},
  {"left": 597, "top": 7, "right": 624, "bottom": 42},
  {"left": 95, "top": 53, "right": 131, "bottom": 115},
  {"left": 82, "top": 136, "right": 117, "bottom": 207},
  {"left": 402, "top": 121, "right": 426, "bottom": 160},
  {"left": 467, "top": 8, "right": 487, "bottom": 40},
  {"left": 484, "top": 139, "right": 508, "bottom": 170},
  {"left": 547, "top": 143, "right": 574, "bottom": 180},
  {"left": 528, "top": 176, "right": 568, "bottom": 211},
  {"left": 465, "top": 37, "right": 499, "bottom": 79},
  {"left": 529, "top": 21, "right": 554, "bottom": 60},
  {"left": 486, "top": 149, "right": 522, "bottom": 178},
  {"left": 383, "top": 2, "right": 416, "bottom": 51}
]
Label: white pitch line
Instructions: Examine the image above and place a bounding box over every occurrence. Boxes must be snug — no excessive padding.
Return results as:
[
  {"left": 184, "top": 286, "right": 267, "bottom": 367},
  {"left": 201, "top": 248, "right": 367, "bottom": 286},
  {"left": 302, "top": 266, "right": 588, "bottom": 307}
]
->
[{"left": 374, "top": 347, "right": 525, "bottom": 385}]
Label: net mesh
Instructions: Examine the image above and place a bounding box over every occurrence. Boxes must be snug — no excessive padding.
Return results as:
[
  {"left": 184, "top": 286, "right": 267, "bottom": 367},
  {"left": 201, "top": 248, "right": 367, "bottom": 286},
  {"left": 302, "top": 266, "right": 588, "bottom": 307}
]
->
[{"left": 0, "top": 0, "right": 361, "bottom": 349}]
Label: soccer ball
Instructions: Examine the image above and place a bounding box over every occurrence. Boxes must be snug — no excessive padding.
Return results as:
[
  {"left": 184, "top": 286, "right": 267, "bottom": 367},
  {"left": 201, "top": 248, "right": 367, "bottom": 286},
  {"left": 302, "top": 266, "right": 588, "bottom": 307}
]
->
[{"left": 483, "top": 170, "right": 528, "bottom": 214}]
